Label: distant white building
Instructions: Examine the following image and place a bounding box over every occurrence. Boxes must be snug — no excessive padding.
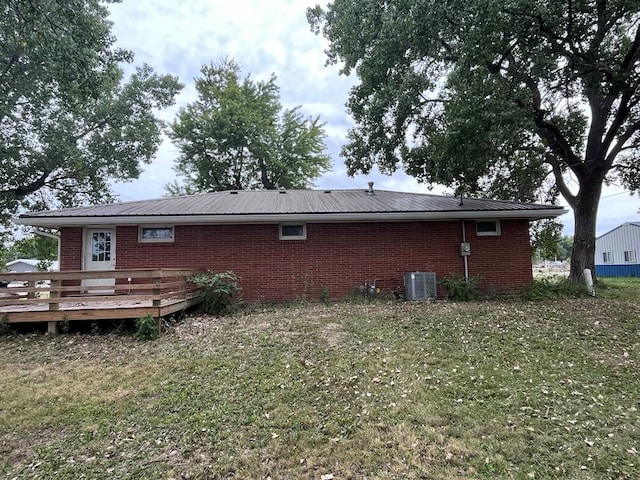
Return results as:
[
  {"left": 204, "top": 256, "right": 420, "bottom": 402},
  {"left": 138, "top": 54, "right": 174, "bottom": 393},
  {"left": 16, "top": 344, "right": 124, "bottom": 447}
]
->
[
  {"left": 4, "top": 259, "right": 59, "bottom": 273},
  {"left": 5, "top": 259, "right": 39, "bottom": 273},
  {"left": 594, "top": 222, "right": 640, "bottom": 277}
]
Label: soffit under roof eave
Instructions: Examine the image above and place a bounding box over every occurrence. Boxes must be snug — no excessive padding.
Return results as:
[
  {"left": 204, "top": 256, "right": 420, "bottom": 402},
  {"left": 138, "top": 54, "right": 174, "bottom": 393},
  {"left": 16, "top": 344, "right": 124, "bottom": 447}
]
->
[{"left": 14, "top": 208, "right": 568, "bottom": 228}]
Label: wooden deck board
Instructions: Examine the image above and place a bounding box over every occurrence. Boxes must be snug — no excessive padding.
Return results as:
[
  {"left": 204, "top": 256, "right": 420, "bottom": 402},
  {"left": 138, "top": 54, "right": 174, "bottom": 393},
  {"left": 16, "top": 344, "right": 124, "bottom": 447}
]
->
[{"left": 0, "top": 296, "right": 202, "bottom": 323}]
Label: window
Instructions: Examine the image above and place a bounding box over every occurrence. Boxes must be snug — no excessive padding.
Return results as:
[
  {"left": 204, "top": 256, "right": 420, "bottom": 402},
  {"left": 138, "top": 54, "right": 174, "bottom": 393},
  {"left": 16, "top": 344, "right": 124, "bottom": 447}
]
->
[
  {"left": 279, "top": 224, "right": 306, "bottom": 240},
  {"left": 476, "top": 220, "right": 501, "bottom": 236},
  {"left": 602, "top": 251, "right": 614, "bottom": 263},
  {"left": 624, "top": 250, "right": 637, "bottom": 263},
  {"left": 139, "top": 226, "right": 174, "bottom": 243},
  {"left": 91, "top": 231, "right": 112, "bottom": 261}
]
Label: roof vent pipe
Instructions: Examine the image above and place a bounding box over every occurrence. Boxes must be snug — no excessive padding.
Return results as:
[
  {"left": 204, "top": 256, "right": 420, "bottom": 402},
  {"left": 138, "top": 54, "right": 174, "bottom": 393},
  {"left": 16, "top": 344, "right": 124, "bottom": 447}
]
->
[{"left": 367, "top": 181, "right": 374, "bottom": 195}]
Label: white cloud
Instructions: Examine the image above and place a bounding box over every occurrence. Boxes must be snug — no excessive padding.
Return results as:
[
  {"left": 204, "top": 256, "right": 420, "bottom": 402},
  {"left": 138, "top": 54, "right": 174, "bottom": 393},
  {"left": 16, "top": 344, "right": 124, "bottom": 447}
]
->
[{"left": 108, "top": 0, "right": 639, "bottom": 234}]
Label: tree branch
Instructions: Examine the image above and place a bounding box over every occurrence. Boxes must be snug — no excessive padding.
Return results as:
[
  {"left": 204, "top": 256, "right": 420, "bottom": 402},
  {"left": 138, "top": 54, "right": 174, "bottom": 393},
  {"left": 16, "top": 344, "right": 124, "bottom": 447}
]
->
[
  {"left": 567, "top": 0, "right": 574, "bottom": 48},
  {"left": 488, "top": 38, "right": 518, "bottom": 73},
  {"left": 257, "top": 157, "right": 276, "bottom": 189},
  {"left": 72, "top": 113, "right": 118, "bottom": 142},
  {"left": 520, "top": 73, "right": 583, "bottom": 172},
  {"left": 1, "top": 52, "right": 20, "bottom": 78},
  {"left": 621, "top": 23, "right": 640, "bottom": 72},
  {"left": 1, "top": 170, "right": 53, "bottom": 201},
  {"left": 437, "top": 37, "right": 457, "bottom": 62},
  {"left": 544, "top": 153, "right": 577, "bottom": 208},
  {"left": 487, "top": 49, "right": 584, "bottom": 179},
  {"left": 418, "top": 95, "right": 450, "bottom": 104},
  {"left": 601, "top": 91, "right": 639, "bottom": 157},
  {"left": 605, "top": 118, "right": 640, "bottom": 166}
]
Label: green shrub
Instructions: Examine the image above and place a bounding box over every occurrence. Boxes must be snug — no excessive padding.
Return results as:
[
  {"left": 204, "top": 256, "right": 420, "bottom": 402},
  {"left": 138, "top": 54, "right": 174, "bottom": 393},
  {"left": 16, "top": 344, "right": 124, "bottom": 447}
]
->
[
  {"left": 525, "top": 276, "right": 589, "bottom": 299},
  {"left": 189, "top": 270, "right": 241, "bottom": 315},
  {"left": 439, "top": 274, "right": 480, "bottom": 301},
  {"left": 135, "top": 314, "right": 159, "bottom": 340},
  {"left": 319, "top": 286, "right": 331, "bottom": 305}
]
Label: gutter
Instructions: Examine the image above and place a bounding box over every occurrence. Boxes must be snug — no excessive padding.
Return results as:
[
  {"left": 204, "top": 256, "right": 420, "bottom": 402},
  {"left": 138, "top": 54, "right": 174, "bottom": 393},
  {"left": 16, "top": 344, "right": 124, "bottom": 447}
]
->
[{"left": 15, "top": 208, "right": 568, "bottom": 228}]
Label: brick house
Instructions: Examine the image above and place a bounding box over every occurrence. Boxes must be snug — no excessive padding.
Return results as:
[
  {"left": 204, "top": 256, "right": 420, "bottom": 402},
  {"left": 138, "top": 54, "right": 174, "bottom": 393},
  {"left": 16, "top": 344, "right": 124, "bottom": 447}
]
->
[{"left": 16, "top": 187, "right": 566, "bottom": 301}]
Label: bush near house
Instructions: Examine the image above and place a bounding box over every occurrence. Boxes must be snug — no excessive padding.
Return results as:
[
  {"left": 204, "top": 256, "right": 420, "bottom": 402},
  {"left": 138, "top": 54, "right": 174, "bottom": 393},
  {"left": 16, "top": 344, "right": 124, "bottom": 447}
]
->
[
  {"left": 134, "top": 314, "right": 159, "bottom": 341},
  {"left": 189, "top": 270, "right": 241, "bottom": 315},
  {"left": 439, "top": 274, "right": 480, "bottom": 301}
]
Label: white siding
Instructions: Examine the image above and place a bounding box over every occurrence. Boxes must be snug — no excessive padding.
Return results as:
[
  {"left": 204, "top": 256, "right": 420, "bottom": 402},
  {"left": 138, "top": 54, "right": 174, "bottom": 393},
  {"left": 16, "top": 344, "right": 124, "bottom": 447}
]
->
[
  {"left": 5, "top": 259, "right": 40, "bottom": 273},
  {"left": 595, "top": 223, "right": 640, "bottom": 265}
]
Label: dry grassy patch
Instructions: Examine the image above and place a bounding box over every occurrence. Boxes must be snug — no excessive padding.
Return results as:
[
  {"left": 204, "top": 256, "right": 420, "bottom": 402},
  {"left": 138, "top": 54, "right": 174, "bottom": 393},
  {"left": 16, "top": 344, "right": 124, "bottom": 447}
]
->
[{"left": 1, "top": 294, "right": 639, "bottom": 479}]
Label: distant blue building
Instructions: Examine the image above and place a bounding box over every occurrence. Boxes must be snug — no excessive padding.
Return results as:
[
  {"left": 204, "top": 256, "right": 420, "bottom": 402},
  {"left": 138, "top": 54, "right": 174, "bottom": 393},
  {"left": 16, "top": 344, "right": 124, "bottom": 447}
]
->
[{"left": 594, "top": 222, "right": 640, "bottom": 277}]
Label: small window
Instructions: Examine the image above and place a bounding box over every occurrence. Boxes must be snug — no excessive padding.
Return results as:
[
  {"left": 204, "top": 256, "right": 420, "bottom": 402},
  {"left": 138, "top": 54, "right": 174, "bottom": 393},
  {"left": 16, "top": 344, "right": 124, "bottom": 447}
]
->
[
  {"left": 624, "top": 250, "right": 637, "bottom": 263},
  {"left": 139, "top": 226, "right": 174, "bottom": 243},
  {"left": 476, "top": 220, "right": 500, "bottom": 236},
  {"left": 602, "top": 251, "right": 614, "bottom": 263},
  {"left": 279, "top": 224, "right": 306, "bottom": 240}
]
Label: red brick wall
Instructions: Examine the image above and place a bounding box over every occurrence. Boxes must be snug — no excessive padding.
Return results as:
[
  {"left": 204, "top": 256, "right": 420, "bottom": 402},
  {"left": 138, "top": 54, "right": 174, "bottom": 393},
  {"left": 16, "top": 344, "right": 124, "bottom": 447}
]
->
[
  {"left": 466, "top": 220, "right": 534, "bottom": 293},
  {"left": 59, "top": 227, "right": 83, "bottom": 270},
  {"left": 59, "top": 220, "right": 533, "bottom": 301}
]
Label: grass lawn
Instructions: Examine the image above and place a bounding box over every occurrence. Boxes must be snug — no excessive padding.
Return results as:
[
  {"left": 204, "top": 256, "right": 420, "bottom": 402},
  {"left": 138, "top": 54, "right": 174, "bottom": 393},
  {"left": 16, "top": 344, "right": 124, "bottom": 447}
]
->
[
  {"left": 1, "top": 282, "right": 639, "bottom": 479},
  {"left": 598, "top": 277, "right": 640, "bottom": 301}
]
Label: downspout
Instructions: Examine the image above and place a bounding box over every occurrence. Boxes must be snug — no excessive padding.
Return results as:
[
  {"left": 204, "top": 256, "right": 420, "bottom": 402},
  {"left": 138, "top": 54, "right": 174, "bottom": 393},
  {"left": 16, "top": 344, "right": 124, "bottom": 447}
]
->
[
  {"left": 461, "top": 220, "right": 469, "bottom": 280},
  {"left": 34, "top": 229, "right": 60, "bottom": 270}
]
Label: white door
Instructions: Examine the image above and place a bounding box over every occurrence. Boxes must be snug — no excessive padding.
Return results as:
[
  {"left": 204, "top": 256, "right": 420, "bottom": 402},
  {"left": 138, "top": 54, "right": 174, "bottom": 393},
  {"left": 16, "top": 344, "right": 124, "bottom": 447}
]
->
[{"left": 83, "top": 229, "right": 116, "bottom": 294}]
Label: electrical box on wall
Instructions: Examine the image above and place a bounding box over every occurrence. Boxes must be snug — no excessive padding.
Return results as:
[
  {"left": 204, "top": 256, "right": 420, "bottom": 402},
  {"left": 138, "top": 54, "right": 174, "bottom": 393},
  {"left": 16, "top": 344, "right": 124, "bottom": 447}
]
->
[{"left": 460, "top": 242, "right": 471, "bottom": 256}]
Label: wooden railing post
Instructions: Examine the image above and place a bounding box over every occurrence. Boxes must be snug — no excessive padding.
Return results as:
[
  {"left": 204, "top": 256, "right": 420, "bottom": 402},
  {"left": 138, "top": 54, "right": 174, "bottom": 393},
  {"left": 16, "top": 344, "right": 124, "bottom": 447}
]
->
[
  {"left": 152, "top": 273, "right": 161, "bottom": 308},
  {"left": 49, "top": 279, "right": 60, "bottom": 311},
  {"left": 27, "top": 280, "right": 36, "bottom": 299},
  {"left": 47, "top": 321, "right": 58, "bottom": 335}
]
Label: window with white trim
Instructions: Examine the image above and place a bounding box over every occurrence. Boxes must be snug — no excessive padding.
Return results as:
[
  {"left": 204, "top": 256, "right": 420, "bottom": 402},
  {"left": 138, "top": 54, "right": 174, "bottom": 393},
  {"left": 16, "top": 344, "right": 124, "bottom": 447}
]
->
[
  {"left": 476, "top": 220, "right": 501, "bottom": 236},
  {"left": 624, "top": 250, "right": 637, "bottom": 263},
  {"left": 139, "top": 226, "right": 175, "bottom": 243},
  {"left": 279, "top": 224, "right": 306, "bottom": 240},
  {"left": 602, "top": 251, "right": 614, "bottom": 263}
]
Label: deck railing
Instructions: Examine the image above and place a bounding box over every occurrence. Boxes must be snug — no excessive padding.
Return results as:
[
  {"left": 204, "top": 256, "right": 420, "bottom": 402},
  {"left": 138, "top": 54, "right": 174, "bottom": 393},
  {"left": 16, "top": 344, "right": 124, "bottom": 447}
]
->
[{"left": 0, "top": 269, "right": 203, "bottom": 329}]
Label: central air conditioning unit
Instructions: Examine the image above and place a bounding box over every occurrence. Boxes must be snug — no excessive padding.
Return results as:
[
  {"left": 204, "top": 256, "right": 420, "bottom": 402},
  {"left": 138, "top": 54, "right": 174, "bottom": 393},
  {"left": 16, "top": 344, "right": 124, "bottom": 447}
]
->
[{"left": 404, "top": 272, "right": 437, "bottom": 301}]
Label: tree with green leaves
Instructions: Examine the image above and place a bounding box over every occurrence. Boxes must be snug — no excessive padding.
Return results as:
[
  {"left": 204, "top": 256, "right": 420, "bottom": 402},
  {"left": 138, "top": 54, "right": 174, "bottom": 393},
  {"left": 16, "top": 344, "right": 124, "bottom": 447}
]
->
[
  {"left": 308, "top": 0, "right": 640, "bottom": 283},
  {"left": 558, "top": 235, "right": 574, "bottom": 261},
  {"left": 0, "top": 244, "right": 10, "bottom": 273},
  {"left": 533, "top": 233, "right": 573, "bottom": 262},
  {"left": 9, "top": 234, "right": 58, "bottom": 262},
  {"left": 0, "top": 0, "right": 182, "bottom": 227},
  {"left": 531, "top": 218, "right": 563, "bottom": 261},
  {"left": 167, "top": 59, "right": 331, "bottom": 194}
]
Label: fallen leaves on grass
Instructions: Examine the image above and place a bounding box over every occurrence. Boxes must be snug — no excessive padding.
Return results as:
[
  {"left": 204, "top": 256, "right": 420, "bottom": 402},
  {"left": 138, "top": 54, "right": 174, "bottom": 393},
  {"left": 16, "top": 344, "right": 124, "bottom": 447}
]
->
[{"left": 1, "top": 298, "right": 639, "bottom": 479}]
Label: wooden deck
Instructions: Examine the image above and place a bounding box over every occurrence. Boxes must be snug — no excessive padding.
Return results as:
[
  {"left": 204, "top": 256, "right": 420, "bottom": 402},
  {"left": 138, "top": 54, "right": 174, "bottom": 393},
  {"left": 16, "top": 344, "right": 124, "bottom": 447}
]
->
[{"left": 0, "top": 269, "right": 203, "bottom": 333}]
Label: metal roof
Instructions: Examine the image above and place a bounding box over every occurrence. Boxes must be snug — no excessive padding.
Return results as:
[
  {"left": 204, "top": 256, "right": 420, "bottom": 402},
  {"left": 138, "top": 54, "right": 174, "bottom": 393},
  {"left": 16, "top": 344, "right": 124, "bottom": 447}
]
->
[
  {"left": 596, "top": 221, "right": 640, "bottom": 240},
  {"left": 16, "top": 189, "right": 567, "bottom": 227}
]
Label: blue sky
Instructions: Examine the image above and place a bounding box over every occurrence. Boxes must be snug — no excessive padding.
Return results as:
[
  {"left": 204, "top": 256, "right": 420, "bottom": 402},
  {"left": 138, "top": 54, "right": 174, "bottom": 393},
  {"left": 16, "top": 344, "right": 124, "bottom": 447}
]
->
[{"left": 108, "top": 0, "right": 639, "bottom": 237}]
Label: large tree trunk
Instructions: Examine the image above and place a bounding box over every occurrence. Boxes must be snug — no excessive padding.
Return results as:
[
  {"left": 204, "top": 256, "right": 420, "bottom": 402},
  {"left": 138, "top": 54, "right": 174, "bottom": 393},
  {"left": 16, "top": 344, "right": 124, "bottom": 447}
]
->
[{"left": 569, "top": 177, "right": 603, "bottom": 284}]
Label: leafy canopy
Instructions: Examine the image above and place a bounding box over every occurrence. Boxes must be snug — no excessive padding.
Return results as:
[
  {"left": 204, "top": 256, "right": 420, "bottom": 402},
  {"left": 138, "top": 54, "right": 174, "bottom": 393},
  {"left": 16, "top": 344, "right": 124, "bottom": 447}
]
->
[
  {"left": 8, "top": 234, "right": 57, "bottom": 262},
  {"left": 0, "top": 0, "right": 182, "bottom": 226},
  {"left": 167, "top": 59, "right": 331, "bottom": 194},
  {"left": 309, "top": 0, "right": 640, "bottom": 201}
]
